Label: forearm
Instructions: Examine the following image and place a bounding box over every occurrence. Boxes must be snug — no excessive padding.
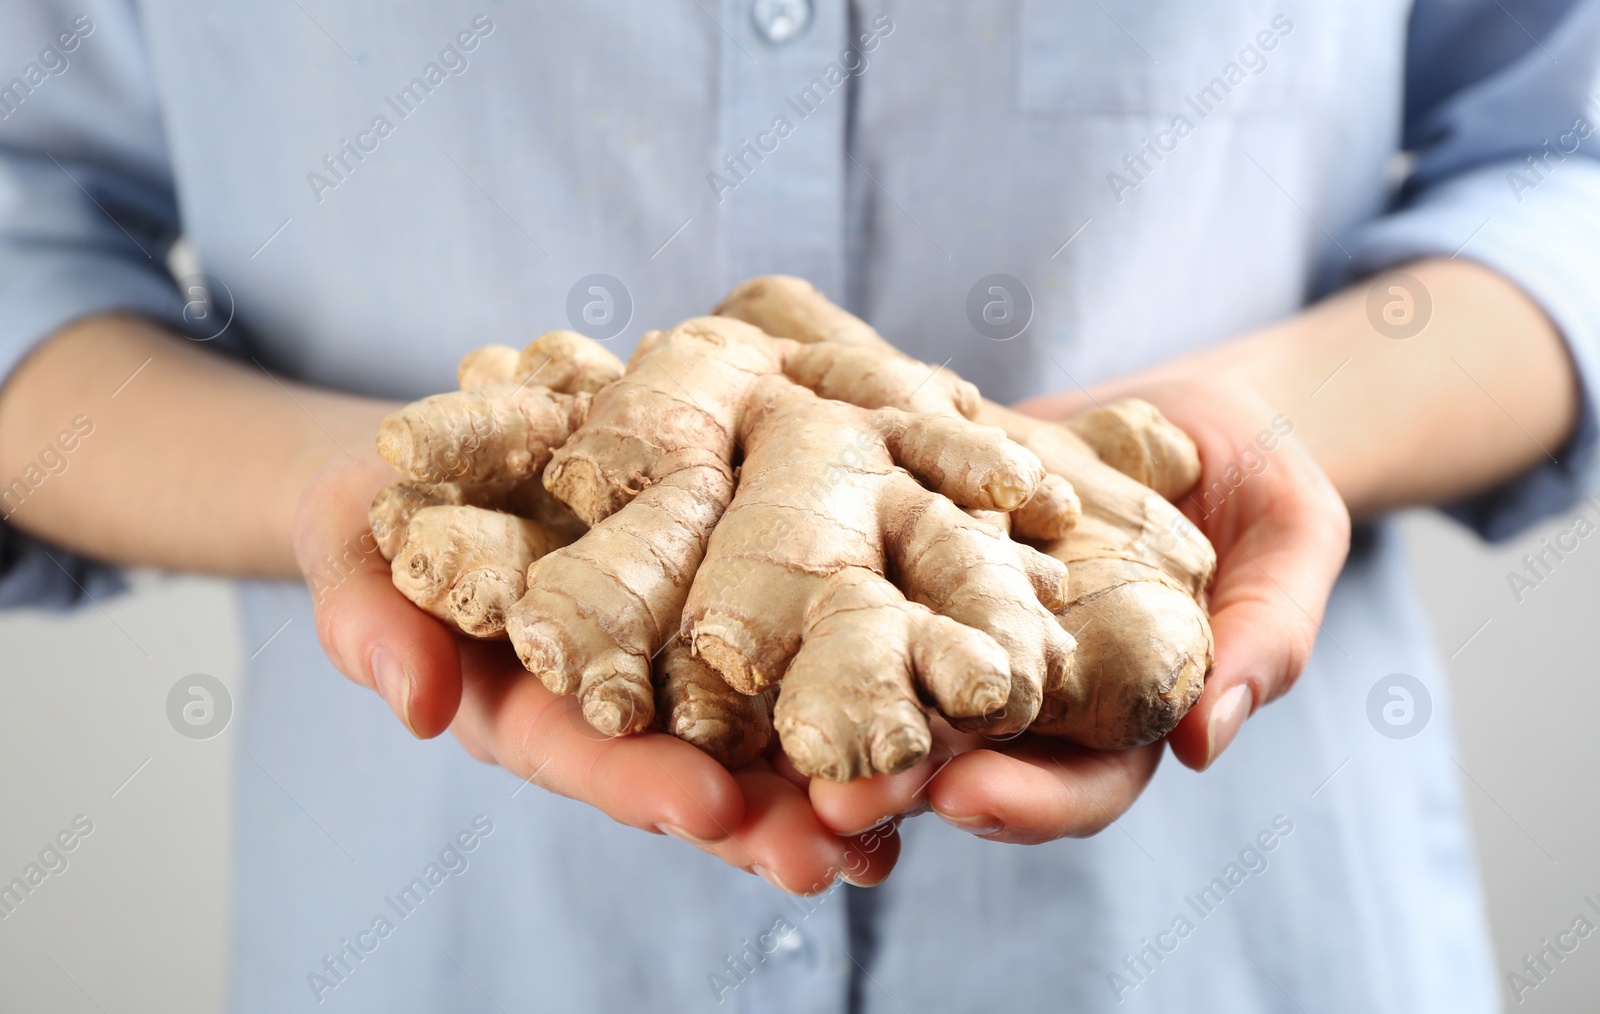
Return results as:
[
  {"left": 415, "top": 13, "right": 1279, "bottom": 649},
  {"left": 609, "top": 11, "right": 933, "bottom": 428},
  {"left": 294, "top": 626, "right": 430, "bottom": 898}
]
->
[
  {"left": 0, "top": 313, "right": 395, "bottom": 577},
  {"left": 1031, "top": 258, "right": 1579, "bottom": 519},
  {"left": 1221, "top": 258, "right": 1578, "bottom": 517}
]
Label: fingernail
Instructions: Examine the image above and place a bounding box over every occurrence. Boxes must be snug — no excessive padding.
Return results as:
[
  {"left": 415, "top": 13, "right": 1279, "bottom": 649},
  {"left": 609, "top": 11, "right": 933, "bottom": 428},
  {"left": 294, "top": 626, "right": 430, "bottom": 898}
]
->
[
  {"left": 1202, "top": 684, "right": 1253, "bottom": 770},
  {"left": 371, "top": 648, "right": 416, "bottom": 737},
  {"left": 752, "top": 865, "right": 815, "bottom": 895},
  {"left": 656, "top": 823, "right": 722, "bottom": 846},
  {"left": 935, "top": 811, "right": 1003, "bottom": 836}
]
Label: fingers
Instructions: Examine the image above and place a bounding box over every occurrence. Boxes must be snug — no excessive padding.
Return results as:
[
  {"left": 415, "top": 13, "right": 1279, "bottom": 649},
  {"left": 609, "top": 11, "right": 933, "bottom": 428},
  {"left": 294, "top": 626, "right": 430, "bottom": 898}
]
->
[
  {"left": 296, "top": 460, "right": 463, "bottom": 738},
  {"left": 1179, "top": 542, "right": 1345, "bottom": 771},
  {"left": 690, "top": 762, "right": 900, "bottom": 892},
  {"left": 838, "top": 820, "right": 902, "bottom": 888},
  {"left": 1164, "top": 600, "right": 1273, "bottom": 771},
  {"left": 452, "top": 638, "right": 745, "bottom": 843},
  {"left": 1167, "top": 420, "right": 1350, "bottom": 770},
  {"left": 808, "top": 714, "right": 986, "bottom": 837},
  {"left": 809, "top": 753, "right": 943, "bottom": 837},
  {"left": 814, "top": 733, "right": 1162, "bottom": 846},
  {"left": 926, "top": 739, "right": 1163, "bottom": 844}
]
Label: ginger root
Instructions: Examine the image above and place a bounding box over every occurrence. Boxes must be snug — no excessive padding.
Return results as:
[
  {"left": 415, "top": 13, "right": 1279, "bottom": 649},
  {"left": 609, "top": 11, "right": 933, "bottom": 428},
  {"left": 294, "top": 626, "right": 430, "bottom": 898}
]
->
[
  {"left": 390, "top": 505, "right": 564, "bottom": 638},
  {"left": 368, "top": 281, "right": 1218, "bottom": 779},
  {"left": 678, "top": 377, "right": 1075, "bottom": 779},
  {"left": 502, "top": 317, "right": 1074, "bottom": 754},
  {"left": 715, "top": 276, "right": 1215, "bottom": 750},
  {"left": 369, "top": 332, "right": 614, "bottom": 638}
]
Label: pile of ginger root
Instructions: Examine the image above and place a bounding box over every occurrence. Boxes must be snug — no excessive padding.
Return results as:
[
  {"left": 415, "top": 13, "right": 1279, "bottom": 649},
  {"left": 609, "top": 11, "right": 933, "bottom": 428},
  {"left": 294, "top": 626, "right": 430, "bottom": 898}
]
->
[{"left": 369, "top": 277, "right": 1216, "bottom": 781}]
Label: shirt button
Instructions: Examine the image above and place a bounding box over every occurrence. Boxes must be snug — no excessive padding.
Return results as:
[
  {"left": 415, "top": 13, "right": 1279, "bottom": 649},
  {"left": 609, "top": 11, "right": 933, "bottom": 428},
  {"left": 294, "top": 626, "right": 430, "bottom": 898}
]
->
[{"left": 752, "top": 0, "right": 812, "bottom": 44}]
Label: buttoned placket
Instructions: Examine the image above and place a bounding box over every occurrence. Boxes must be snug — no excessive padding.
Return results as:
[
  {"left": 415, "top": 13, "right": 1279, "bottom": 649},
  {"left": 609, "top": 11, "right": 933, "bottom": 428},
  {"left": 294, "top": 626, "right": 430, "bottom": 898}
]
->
[
  {"left": 709, "top": 0, "right": 848, "bottom": 305},
  {"left": 709, "top": 10, "right": 858, "bottom": 1009}
]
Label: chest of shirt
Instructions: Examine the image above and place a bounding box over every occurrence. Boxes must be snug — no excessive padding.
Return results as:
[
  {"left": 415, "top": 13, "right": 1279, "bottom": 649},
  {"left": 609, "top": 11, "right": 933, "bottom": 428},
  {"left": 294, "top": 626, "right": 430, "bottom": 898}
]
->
[{"left": 138, "top": 0, "right": 1405, "bottom": 402}]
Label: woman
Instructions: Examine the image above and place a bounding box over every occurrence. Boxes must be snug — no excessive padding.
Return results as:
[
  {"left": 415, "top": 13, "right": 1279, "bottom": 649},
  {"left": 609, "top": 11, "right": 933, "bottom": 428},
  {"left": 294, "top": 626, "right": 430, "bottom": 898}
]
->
[{"left": 2, "top": 1, "right": 1595, "bottom": 1009}]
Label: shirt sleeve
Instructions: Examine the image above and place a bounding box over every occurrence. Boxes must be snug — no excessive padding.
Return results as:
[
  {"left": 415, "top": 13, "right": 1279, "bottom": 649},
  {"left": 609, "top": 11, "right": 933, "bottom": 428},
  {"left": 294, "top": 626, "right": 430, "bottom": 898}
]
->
[
  {"left": 0, "top": 1, "right": 193, "bottom": 606},
  {"left": 1343, "top": 0, "right": 1600, "bottom": 540}
]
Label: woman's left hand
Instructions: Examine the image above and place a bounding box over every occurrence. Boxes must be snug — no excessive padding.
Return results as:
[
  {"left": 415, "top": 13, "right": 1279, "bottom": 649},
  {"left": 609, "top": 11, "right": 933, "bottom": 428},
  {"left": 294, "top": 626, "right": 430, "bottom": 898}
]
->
[{"left": 805, "top": 374, "right": 1351, "bottom": 844}]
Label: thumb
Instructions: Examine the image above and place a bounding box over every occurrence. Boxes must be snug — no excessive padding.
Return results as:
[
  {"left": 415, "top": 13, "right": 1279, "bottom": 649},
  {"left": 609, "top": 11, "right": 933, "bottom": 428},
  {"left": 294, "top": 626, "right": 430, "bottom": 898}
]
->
[
  {"left": 1167, "top": 485, "right": 1349, "bottom": 770},
  {"left": 294, "top": 459, "right": 463, "bottom": 738}
]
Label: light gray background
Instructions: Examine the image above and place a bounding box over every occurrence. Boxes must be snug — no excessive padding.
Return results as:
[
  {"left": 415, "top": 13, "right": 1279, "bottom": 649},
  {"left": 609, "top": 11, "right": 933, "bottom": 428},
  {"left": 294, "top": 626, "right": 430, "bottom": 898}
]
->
[{"left": 1, "top": 509, "right": 1596, "bottom": 1012}]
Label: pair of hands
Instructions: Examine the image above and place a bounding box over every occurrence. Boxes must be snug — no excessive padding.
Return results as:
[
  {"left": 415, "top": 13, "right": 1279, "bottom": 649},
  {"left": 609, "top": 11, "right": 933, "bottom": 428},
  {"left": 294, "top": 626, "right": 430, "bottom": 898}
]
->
[{"left": 293, "top": 373, "right": 1350, "bottom": 894}]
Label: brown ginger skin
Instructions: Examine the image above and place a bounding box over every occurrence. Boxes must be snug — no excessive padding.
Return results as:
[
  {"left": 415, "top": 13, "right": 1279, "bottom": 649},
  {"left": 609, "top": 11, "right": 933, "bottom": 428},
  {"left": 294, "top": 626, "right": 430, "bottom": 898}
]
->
[
  {"left": 371, "top": 333, "right": 603, "bottom": 559},
  {"left": 389, "top": 505, "right": 567, "bottom": 638},
  {"left": 501, "top": 317, "right": 1077, "bottom": 747},
  {"left": 457, "top": 330, "right": 625, "bottom": 395},
  {"left": 376, "top": 382, "right": 590, "bottom": 485},
  {"left": 680, "top": 378, "right": 1075, "bottom": 779},
  {"left": 369, "top": 478, "right": 584, "bottom": 561},
  {"left": 371, "top": 286, "right": 1210, "bottom": 771},
  {"left": 370, "top": 332, "right": 613, "bottom": 637},
  {"left": 655, "top": 638, "right": 773, "bottom": 769},
  {"left": 505, "top": 319, "right": 776, "bottom": 735},
  {"left": 715, "top": 275, "right": 1217, "bottom": 750},
  {"left": 1064, "top": 399, "right": 1202, "bottom": 502}
]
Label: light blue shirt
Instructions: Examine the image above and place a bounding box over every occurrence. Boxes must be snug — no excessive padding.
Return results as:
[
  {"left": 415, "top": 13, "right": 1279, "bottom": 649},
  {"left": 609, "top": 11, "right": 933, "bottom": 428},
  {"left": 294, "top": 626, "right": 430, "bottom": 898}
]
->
[{"left": 6, "top": 1, "right": 1600, "bottom": 1010}]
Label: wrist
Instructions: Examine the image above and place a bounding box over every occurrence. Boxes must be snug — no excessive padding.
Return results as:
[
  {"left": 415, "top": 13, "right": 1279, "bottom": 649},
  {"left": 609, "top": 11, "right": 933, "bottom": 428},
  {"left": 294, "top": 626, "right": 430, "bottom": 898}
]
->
[{"left": 1196, "top": 258, "right": 1578, "bottom": 518}]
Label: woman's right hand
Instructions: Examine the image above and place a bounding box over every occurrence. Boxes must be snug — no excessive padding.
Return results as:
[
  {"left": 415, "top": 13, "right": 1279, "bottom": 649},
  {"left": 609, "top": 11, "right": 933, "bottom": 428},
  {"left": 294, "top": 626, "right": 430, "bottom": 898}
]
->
[{"left": 290, "top": 455, "right": 898, "bottom": 894}]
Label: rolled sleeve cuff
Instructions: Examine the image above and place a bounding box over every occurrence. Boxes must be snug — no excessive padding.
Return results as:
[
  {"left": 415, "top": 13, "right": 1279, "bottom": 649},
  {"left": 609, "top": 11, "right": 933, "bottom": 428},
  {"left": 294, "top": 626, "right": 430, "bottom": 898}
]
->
[
  {"left": 0, "top": 244, "right": 190, "bottom": 381},
  {"left": 1345, "top": 158, "right": 1600, "bottom": 541},
  {"left": 0, "top": 529, "right": 127, "bottom": 609}
]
